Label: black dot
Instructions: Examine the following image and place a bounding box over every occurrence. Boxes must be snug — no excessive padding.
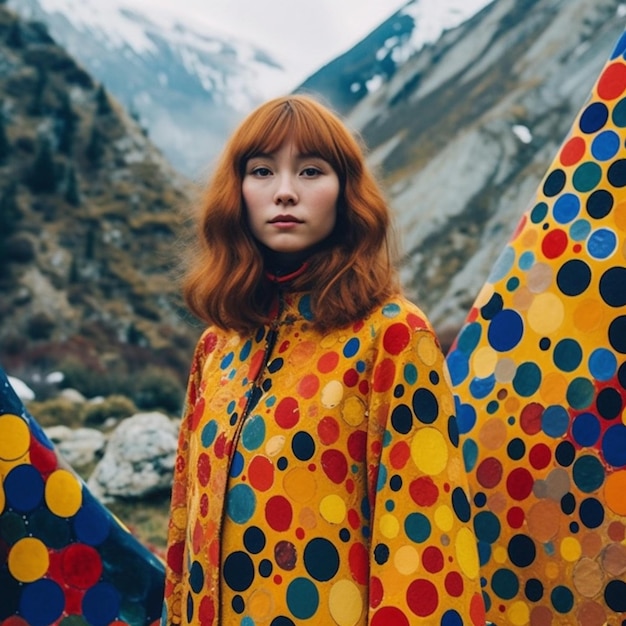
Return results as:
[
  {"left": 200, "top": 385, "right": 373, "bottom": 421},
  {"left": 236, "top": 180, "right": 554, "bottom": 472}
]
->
[
  {"left": 391, "top": 404, "right": 413, "bottom": 434},
  {"left": 277, "top": 457, "right": 288, "bottom": 470},
  {"left": 619, "top": 362, "right": 626, "bottom": 390},
  {"left": 555, "top": 441, "right": 575, "bottom": 467},
  {"left": 374, "top": 543, "right": 389, "bottom": 565},
  {"left": 543, "top": 169, "right": 567, "bottom": 196},
  {"left": 390, "top": 475, "right": 403, "bottom": 491},
  {"left": 267, "top": 358, "right": 284, "bottom": 373},
  {"left": 508, "top": 534, "right": 536, "bottom": 568},
  {"left": 452, "top": 487, "right": 471, "bottom": 523},
  {"left": 413, "top": 388, "right": 439, "bottom": 424},
  {"left": 393, "top": 384, "right": 405, "bottom": 398},
  {"left": 557, "top": 260, "right": 592, "bottom": 296},
  {"left": 507, "top": 438, "right": 526, "bottom": 461},
  {"left": 600, "top": 267, "right": 626, "bottom": 307},
  {"left": 243, "top": 527, "right": 266, "bottom": 554},
  {"left": 259, "top": 559, "right": 273, "bottom": 577},
  {"left": 597, "top": 387, "right": 623, "bottom": 420},
  {"left": 539, "top": 338, "right": 551, "bottom": 350},
  {"left": 561, "top": 493, "right": 576, "bottom": 515},
  {"left": 448, "top": 416, "right": 459, "bottom": 447},
  {"left": 474, "top": 492, "right": 487, "bottom": 508},
  {"left": 525, "top": 578, "right": 544, "bottom": 602},
  {"left": 481, "top": 292, "right": 504, "bottom": 320},
  {"left": 579, "top": 498, "right": 605, "bottom": 529},
  {"left": 429, "top": 370, "right": 440, "bottom": 385},
  {"left": 605, "top": 580, "right": 626, "bottom": 612},
  {"left": 291, "top": 431, "right": 315, "bottom": 461},
  {"left": 339, "top": 528, "right": 350, "bottom": 542},
  {"left": 232, "top": 595, "right": 245, "bottom": 614},
  {"left": 569, "top": 522, "right": 579, "bottom": 533},
  {"left": 608, "top": 159, "right": 626, "bottom": 187},
  {"left": 223, "top": 551, "right": 255, "bottom": 592},
  {"left": 586, "top": 189, "right": 614, "bottom": 219},
  {"left": 609, "top": 316, "right": 626, "bottom": 354}
]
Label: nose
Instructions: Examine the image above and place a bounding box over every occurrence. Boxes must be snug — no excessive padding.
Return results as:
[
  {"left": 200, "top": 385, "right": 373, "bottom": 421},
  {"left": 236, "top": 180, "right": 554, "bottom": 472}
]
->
[{"left": 273, "top": 175, "right": 298, "bottom": 206}]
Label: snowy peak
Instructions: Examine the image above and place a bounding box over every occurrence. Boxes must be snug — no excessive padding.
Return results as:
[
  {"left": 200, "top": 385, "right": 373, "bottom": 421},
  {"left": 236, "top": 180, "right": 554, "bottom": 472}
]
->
[{"left": 297, "top": 0, "right": 493, "bottom": 113}]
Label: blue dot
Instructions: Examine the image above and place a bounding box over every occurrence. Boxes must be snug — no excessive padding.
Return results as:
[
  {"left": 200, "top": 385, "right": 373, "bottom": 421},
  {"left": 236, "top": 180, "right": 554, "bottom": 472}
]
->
[
  {"left": 542, "top": 405, "right": 569, "bottom": 438},
  {"left": 519, "top": 251, "right": 535, "bottom": 270},
  {"left": 553, "top": 193, "right": 580, "bottom": 224},
  {"left": 4, "top": 465, "right": 44, "bottom": 513},
  {"left": 241, "top": 415, "right": 266, "bottom": 451},
  {"left": 569, "top": 219, "right": 591, "bottom": 241},
  {"left": 588, "top": 228, "right": 617, "bottom": 260},
  {"left": 487, "top": 309, "right": 524, "bottom": 352},
  {"left": 512, "top": 362, "right": 541, "bottom": 397},
  {"left": 456, "top": 402, "right": 477, "bottom": 434},
  {"left": 457, "top": 322, "right": 482, "bottom": 354},
  {"left": 588, "top": 348, "right": 618, "bottom": 381},
  {"left": 239, "top": 340, "right": 252, "bottom": 361},
  {"left": 463, "top": 439, "right": 479, "bottom": 472},
  {"left": 201, "top": 420, "right": 218, "bottom": 447},
  {"left": 551, "top": 585, "right": 574, "bottom": 613},
  {"left": 611, "top": 31, "right": 626, "bottom": 58},
  {"left": 553, "top": 338, "right": 583, "bottom": 372},
  {"left": 579, "top": 102, "right": 608, "bottom": 134},
  {"left": 230, "top": 451, "right": 244, "bottom": 477},
  {"left": 470, "top": 375, "right": 496, "bottom": 400},
  {"left": 447, "top": 350, "right": 469, "bottom": 386},
  {"left": 602, "top": 425, "right": 626, "bottom": 468},
  {"left": 73, "top": 500, "right": 111, "bottom": 546},
  {"left": 489, "top": 246, "right": 516, "bottom": 282},
  {"left": 299, "top": 295, "right": 314, "bottom": 320},
  {"left": 572, "top": 413, "right": 600, "bottom": 447},
  {"left": 286, "top": 578, "right": 319, "bottom": 619},
  {"left": 82, "top": 583, "right": 121, "bottom": 626},
  {"left": 405, "top": 513, "right": 432, "bottom": 543},
  {"left": 226, "top": 484, "right": 256, "bottom": 523},
  {"left": 343, "top": 337, "right": 360, "bottom": 358},
  {"left": 591, "top": 130, "right": 620, "bottom": 160},
  {"left": 572, "top": 455, "right": 605, "bottom": 493},
  {"left": 220, "top": 351, "right": 234, "bottom": 369},
  {"left": 474, "top": 510, "right": 501, "bottom": 544}
]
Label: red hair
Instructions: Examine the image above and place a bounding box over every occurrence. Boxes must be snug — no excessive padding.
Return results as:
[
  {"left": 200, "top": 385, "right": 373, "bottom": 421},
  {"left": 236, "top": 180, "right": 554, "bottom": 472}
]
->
[{"left": 182, "top": 94, "right": 400, "bottom": 333}]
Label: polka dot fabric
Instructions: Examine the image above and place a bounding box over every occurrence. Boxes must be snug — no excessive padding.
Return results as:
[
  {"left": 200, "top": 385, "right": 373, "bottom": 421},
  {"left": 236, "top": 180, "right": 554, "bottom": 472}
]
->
[
  {"left": 0, "top": 368, "right": 165, "bottom": 626},
  {"left": 447, "top": 31, "right": 626, "bottom": 626},
  {"left": 164, "top": 296, "right": 485, "bottom": 625}
]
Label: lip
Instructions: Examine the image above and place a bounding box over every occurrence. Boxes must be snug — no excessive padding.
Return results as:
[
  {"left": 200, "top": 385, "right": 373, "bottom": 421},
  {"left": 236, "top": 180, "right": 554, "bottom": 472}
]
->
[{"left": 268, "top": 215, "right": 303, "bottom": 224}]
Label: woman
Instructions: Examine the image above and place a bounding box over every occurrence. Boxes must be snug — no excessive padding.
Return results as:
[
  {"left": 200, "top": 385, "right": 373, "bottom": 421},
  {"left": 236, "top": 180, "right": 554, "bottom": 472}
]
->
[{"left": 163, "top": 95, "right": 484, "bottom": 626}]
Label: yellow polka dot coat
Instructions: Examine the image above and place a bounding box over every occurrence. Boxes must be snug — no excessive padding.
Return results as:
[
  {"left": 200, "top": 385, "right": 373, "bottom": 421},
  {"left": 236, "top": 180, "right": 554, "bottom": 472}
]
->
[{"left": 163, "top": 293, "right": 485, "bottom": 626}]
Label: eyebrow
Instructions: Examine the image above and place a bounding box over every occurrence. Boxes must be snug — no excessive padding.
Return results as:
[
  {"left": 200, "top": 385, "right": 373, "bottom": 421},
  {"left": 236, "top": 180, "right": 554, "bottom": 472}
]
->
[{"left": 248, "top": 151, "right": 326, "bottom": 161}]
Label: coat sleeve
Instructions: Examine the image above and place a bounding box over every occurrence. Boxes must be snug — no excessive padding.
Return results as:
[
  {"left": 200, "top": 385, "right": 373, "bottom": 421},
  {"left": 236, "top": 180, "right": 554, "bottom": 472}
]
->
[
  {"left": 366, "top": 319, "right": 485, "bottom": 625},
  {"left": 162, "top": 330, "right": 209, "bottom": 625}
]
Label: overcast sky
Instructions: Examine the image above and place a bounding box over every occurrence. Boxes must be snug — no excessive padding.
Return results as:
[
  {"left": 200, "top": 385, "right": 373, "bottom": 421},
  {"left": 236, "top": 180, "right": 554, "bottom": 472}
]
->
[{"left": 131, "top": 0, "right": 409, "bottom": 84}]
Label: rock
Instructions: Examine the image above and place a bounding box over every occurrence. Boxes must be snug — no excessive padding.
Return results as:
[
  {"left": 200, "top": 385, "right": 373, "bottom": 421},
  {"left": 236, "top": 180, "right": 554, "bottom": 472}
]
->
[
  {"left": 59, "top": 387, "right": 86, "bottom": 403},
  {"left": 87, "top": 411, "right": 178, "bottom": 501},
  {"left": 45, "top": 425, "right": 106, "bottom": 468},
  {"left": 7, "top": 376, "right": 35, "bottom": 402}
]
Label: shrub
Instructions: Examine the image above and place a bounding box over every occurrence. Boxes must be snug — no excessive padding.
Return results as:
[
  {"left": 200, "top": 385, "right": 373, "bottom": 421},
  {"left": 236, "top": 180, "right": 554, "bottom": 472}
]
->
[
  {"left": 5, "top": 234, "right": 35, "bottom": 263},
  {"left": 26, "top": 312, "right": 55, "bottom": 340},
  {"left": 133, "top": 367, "right": 184, "bottom": 414},
  {"left": 82, "top": 394, "right": 137, "bottom": 425},
  {"left": 26, "top": 397, "right": 82, "bottom": 428}
]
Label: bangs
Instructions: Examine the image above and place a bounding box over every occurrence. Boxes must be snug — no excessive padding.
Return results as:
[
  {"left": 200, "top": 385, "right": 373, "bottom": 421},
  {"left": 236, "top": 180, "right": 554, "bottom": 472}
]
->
[{"left": 233, "top": 98, "right": 348, "bottom": 177}]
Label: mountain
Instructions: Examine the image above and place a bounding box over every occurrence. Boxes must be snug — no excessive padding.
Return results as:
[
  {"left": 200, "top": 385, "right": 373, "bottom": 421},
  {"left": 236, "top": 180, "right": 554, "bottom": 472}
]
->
[
  {"left": 8, "top": 0, "right": 288, "bottom": 177},
  {"left": 297, "top": 0, "right": 492, "bottom": 114},
  {"left": 337, "top": 0, "right": 626, "bottom": 345},
  {"left": 0, "top": 3, "right": 200, "bottom": 400}
]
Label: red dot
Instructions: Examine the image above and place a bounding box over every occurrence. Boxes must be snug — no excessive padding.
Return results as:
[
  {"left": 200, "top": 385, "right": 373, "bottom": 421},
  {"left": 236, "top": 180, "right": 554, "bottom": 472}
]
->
[
  {"left": 506, "top": 467, "right": 534, "bottom": 501},
  {"left": 358, "top": 380, "right": 370, "bottom": 395},
  {"left": 371, "top": 607, "right": 409, "bottom": 626},
  {"left": 317, "top": 351, "right": 340, "bottom": 373},
  {"left": 296, "top": 374, "right": 319, "bottom": 399},
  {"left": 407, "top": 313, "right": 428, "bottom": 331},
  {"left": 389, "top": 441, "right": 410, "bottom": 470},
  {"left": 349, "top": 542, "right": 368, "bottom": 585},
  {"left": 406, "top": 579, "right": 438, "bottom": 617},
  {"left": 265, "top": 496, "right": 292, "bottom": 531},
  {"left": 520, "top": 402, "right": 544, "bottom": 435},
  {"left": 470, "top": 593, "right": 487, "bottom": 626},
  {"left": 373, "top": 358, "right": 396, "bottom": 393},
  {"left": 198, "top": 596, "right": 215, "bottom": 626},
  {"left": 444, "top": 571, "right": 464, "bottom": 597},
  {"left": 343, "top": 368, "right": 359, "bottom": 387},
  {"left": 598, "top": 61, "right": 626, "bottom": 100},
  {"left": 560, "top": 136, "right": 586, "bottom": 166},
  {"left": 347, "top": 431, "right": 366, "bottom": 462},
  {"left": 476, "top": 457, "right": 503, "bottom": 489},
  {"left": 383, "top": 323, "right": 411, "bottom": 355},
  {"left": 422, "top": 546, "right": 444, "bottom": 573},
  {"left": 197, "top": 453, "right": 211, "bottom": 487},
  {"left": 167, "top": 541, "right": 185, "bottom": 575},
  {"left": 62, "top": 544, "right": 103, "bottom": 589},
  {"left": 541, "top": 228, "right": 568, "bottom": 259},
  {"left": 348, "top": 509, "right": 360, "bottom": 530},
  {"left": 275, "top": 397, "right": 300, "bottom": 429},
  {"left": 295, "top": 528, "right": 305, "bottom": 540},
  {"left": 529, "top": 443, "right": 551, "bottom": 470},
  {"left": 507, "top": 506, "right": 525, "bottom": 529},
  {"left": 321, "top": 449, "right": 348, "bottom": 484},
  {"left": 317, "top": 416, "right": 339, "bottom": 445},
  {"left": 369, "top": 576, "right": 384, "bottom": 609},
  {"left": 409, "top": 476, "right": 439, "bottom": 506},
  {"left": 248, "top": 455, "right": 274, "bottom": 491}
]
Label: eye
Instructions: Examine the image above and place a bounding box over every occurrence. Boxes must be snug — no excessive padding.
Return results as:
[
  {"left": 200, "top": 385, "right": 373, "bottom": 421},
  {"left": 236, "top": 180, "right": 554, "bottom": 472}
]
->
[
  {"left": 301, "top": 167, "right": 322, "bottom": 177},
  {"left": 251, "top": 166, "right": 272, "bottom": 177}
]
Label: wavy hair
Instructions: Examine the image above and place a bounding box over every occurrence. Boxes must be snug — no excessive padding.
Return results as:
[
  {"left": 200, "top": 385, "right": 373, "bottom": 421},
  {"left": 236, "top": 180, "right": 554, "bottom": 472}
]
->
[{"left": 182, "top": 94, "right": 401, "bottom": 333}]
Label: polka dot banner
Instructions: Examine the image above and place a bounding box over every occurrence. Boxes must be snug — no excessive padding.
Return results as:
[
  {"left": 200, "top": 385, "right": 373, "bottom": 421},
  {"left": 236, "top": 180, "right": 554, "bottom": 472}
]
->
[
  {"left": 447, "top": 30, "right": 626, "bottom": 625},
  {"left": 0, "top": 368, "right": 165, "bottom": 625}
]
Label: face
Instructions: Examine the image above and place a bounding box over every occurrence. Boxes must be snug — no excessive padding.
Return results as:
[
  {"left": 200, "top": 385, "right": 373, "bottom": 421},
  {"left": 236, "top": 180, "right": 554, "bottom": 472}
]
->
[{"left": 243, "top": 140, "right": 340, "bottom": 255}]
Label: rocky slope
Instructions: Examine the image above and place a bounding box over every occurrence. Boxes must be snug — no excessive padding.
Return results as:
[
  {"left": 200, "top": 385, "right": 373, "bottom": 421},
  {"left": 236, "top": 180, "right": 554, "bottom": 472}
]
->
[
  {"left": 0, "top": 4, "right": 200, "bottom": 398},
  {"left": 340, "top": 0, "right": 626, "bottom": 343}
]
